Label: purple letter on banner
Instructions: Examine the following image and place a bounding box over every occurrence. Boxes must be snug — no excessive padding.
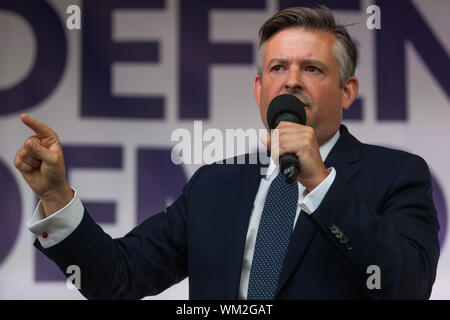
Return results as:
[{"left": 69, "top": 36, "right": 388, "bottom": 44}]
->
[
  {"left": 137, "top": 148, "right": 187, "bottom": 224},
  {"left": 432, "top": 174, "right": 448, "bottom": 249},
  {"left": 0, "top": 159, "right": 21, "bottom": 265},
  {"left": 376, "top": 0, "right": 450, "bottom": 120},
  {"left": 179, "top": 0, "right": 265, "bottom": 119},
  {"left": 35, "top": 146, "right": 122, "bottom": 282},
  {"left": 0, "top": 0, "right": 66, "bottom": 115},
  {"left": 82, "top": 0, "right": 165, "bottom": 119}
]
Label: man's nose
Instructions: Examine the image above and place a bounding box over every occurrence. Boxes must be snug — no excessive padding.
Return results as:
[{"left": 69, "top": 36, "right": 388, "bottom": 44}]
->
[{"left": 285, "top": 66, "right": 304, "bottom": 91}]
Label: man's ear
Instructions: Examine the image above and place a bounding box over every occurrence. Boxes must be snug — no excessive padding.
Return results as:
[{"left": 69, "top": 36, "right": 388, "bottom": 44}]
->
[
  {"left": 341, "top": 76, "right": 359, "bottom": 111},
  {"left": 254, "top": 74, "right": 261, "bottom": 108}
]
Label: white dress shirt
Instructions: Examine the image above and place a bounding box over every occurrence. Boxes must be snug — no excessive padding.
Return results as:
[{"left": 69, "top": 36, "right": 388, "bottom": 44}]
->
[
  {"left": 27, "top": 129, "right": 340, "bottom": 299},
  {"left": 237, "top": 129, "right": 340, "bottom": 299}
]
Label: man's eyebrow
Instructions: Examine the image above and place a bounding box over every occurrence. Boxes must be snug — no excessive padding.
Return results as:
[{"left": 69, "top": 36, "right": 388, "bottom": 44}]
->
[
  {"left": 301, "top": 58, "right": 328, "bottom": 70},
  {"left": 267, "top": 58, "right": 287, "bottom": 66},
  {"left": 267, "top": 58, "right": 328, "bottom": 71}
]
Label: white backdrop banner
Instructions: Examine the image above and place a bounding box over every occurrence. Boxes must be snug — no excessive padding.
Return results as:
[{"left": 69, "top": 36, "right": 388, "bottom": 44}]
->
[{"left": 0, "top": 0, "right": 449, "bottom": 299}]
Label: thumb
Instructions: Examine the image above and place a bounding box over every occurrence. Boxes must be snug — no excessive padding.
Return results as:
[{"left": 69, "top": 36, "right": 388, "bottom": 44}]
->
[
  {"left": 26, "top": 137, "right": 59, "bottom": 165},
  {"left": 266, "top": 129, "right": 280, "bottom": 165}
]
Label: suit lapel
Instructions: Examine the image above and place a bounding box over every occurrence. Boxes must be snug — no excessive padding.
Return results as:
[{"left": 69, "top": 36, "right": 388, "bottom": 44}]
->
[
  {"left": 275, "top": 125, "right": 362, "bottom": 296},
  {"left": 224, "top": 160, "right": 265, "bottom": 299},
  {"left": 323, "top": 125, "right": 362, "bottom": 181}
]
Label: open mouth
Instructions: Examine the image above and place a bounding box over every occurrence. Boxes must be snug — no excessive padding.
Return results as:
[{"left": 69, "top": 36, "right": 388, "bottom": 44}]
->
[{"left": 297, "top": 97, "right": 310, "bottom": 109}]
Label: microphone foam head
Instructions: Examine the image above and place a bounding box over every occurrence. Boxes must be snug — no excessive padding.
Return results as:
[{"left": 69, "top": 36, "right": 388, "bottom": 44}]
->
[{"left": 266, "top": 94, "right": 307, "bottom": 130}]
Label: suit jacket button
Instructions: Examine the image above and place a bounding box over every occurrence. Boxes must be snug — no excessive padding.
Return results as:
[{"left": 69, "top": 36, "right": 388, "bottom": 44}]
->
[
  {"left": 330, "top": 226, "right": 339, "bottom": 234},
  {"left": 327, "top": 221, "right": 335, "bottom": 229},
  {"left": 345, "top": 242, "right": 354, "bottom": 250},
  {"left": 335, "top": 231, "right": 343, "bottom": 239},
  {"left": 339, "top": 236, "right": 348, "bottom": 244}
]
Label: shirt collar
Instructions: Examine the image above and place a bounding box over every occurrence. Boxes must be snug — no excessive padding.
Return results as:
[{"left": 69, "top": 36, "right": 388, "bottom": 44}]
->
[{"left": 265, "top": 128, "right": 341, "bottom": 180}]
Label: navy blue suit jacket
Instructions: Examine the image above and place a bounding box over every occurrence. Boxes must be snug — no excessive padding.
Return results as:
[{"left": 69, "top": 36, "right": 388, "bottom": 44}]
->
[{"left": 35, "top": 125, "right": 440, "bottom": 299}]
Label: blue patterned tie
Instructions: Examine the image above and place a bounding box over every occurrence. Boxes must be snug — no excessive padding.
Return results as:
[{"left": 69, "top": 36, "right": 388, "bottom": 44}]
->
[{"left": 247, "top": 172, "right": 298, "bottom": 300}]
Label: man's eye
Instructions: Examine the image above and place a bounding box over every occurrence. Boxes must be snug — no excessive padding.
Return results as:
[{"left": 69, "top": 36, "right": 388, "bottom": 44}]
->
[
  {"left": 305, "top": 66, "right": 320, "bottom": 73},
  {"left": 271, "top": 65, "right": 284, "bottom": 72}
]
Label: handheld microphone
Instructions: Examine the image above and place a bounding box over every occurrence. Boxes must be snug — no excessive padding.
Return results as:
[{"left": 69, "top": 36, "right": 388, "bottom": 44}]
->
[{"left": 266, "top": 94, "right": 307, "bottom": 184}]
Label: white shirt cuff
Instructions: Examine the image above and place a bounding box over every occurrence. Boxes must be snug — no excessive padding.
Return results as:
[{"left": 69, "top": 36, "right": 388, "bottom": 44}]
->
[
  {"left": 26, "top": 189, "right": 84, "bottom": 249},
  {"left": 298, "top": 167, "right": 336, "bottom": 215}
]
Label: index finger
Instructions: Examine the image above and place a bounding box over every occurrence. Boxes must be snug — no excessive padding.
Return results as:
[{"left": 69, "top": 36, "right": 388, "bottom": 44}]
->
[{"left": 20, "top": 114, "right": 56, "bottom": 139}]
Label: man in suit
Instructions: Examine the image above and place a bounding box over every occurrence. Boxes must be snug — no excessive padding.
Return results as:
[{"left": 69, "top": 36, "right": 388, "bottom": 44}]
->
[{"left": 15, "top": 7, "right": 439, "bottom": 299}]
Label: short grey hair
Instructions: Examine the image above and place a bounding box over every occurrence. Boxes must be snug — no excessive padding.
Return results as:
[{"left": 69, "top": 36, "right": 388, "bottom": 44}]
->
[{"left": 257, "top": 6, "right": 358, "bottom": 87}]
